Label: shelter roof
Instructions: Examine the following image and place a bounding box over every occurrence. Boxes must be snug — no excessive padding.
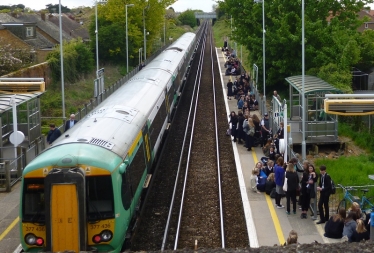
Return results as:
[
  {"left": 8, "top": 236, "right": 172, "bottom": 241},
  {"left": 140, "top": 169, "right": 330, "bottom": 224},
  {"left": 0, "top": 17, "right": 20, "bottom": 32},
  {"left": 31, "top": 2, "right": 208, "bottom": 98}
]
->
[
  {"left": 0, "top": 92, "right": 43, "bottom": 114},
  {"left": 285, "top": 75, "right": 342, "bottom": 95}
]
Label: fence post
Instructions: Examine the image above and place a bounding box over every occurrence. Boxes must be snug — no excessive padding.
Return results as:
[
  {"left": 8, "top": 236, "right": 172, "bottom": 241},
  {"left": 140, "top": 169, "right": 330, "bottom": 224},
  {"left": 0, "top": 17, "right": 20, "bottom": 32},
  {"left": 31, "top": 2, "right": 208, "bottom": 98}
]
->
[
  {"left": 17, "top": 146, "right": 23, "bottom": 178},
  {"left": 5, "top": 161, "right": 11, "bottom": 192}
]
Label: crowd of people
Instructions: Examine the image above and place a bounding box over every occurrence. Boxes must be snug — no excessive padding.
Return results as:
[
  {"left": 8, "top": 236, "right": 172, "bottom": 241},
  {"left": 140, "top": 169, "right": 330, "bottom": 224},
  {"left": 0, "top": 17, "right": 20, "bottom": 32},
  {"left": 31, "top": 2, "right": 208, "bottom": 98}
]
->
[
  {"left": 325, "top": 204, "right": 371, "bottom": 242},
  {"left": 222, "top": 41, "right": 371, "bottom": 244},
  {"left": 249, "top": 155, "right": 371, "bottom": 243},
  {"left": 222, "top": 46, "right": 241, "bottom": 76}
]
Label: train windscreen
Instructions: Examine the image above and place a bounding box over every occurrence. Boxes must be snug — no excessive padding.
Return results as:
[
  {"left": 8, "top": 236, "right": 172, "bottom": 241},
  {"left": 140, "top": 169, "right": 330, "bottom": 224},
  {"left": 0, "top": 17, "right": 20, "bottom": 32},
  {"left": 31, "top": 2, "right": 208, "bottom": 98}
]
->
[
  {"left": 22, "top": 178, "right": 45, "bottom": 223},
  {"left": 86, "top": 176, "right": 114, "bottom": 221}
]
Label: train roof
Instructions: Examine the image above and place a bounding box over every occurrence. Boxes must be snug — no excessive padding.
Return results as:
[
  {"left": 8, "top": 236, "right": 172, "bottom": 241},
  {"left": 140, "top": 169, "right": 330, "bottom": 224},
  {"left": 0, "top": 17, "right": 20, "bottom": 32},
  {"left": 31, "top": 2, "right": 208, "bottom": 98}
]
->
[
  {"left": 34, "top": 32, "right": 196, "bottom": 164},
  {"left": 24, "top": 143, "right": 123, "bottom": 174}
]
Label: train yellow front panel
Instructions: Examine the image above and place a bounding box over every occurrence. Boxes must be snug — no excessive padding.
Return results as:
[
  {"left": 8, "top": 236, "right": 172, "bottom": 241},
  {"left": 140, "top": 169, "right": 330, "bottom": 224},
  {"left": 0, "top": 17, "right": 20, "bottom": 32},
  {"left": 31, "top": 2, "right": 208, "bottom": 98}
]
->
[{"left": 51, "top": 184, "right": 79, "bottom": 252}]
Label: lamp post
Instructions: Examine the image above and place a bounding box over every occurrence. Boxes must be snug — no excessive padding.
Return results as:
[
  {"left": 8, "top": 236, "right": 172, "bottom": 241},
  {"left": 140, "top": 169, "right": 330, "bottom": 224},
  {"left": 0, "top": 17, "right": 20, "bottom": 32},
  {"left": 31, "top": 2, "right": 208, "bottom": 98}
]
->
[
  {"left": 143, "top": 3, "right": 149, "bottom": 62},
  {"left": 58, "top": 0, "right": 65, "bottom": 119},
  {"left": 254, "top": 0, "right": 266, "bottom": 114},
  {"left": 301, "top": 0, "right": 306, "bottom": 160},
  {"left": 126, "top": 4, "right": 134, "bottom": 73},
  {"left": 95, "top": 1, "right": 99, "bottom": 77}
]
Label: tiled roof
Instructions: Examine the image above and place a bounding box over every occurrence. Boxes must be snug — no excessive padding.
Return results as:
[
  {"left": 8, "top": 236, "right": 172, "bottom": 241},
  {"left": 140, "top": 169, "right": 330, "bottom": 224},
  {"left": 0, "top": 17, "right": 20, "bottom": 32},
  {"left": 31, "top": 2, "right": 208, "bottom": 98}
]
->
[
  {"left": 47, "top": 14, "right": 90, "bottom": 40},
  {"left": 24, "top": 33, "right": 55, "bottom": 49},
  {"left": 14, "top": 13, "right": 72, "bottom": 42},
  {"left": 0, "top": 13, "right": 18, "bottom": 23}
]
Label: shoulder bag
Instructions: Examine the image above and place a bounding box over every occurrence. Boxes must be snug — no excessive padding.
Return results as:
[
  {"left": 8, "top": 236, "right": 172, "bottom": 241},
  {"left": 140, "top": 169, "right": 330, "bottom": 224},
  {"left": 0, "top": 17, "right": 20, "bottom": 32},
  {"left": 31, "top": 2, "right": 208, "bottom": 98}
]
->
[{"left": 283, "top": 172, "right": 288, "bottom": 192}]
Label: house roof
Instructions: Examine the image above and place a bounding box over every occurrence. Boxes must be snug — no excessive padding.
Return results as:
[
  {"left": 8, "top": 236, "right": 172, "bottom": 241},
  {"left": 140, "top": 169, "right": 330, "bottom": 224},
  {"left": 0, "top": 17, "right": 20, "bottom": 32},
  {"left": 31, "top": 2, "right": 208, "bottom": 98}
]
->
[
  {"left": 47, "top": 14, "right": 89, "bottom": 40},
  {"left": 14, "top": 13, "right": 72, "bottom": 42},
  {"left": 285, "top": 75, "right": 342, "bottom": 95}
]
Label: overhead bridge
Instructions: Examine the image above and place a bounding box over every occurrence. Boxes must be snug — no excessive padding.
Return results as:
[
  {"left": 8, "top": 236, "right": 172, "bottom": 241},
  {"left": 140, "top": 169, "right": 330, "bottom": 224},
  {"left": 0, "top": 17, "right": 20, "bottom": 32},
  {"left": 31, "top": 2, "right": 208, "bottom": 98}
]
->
[
  {"left": 324, "top": 94, "right": 374, "bottom": 115},
  {"left": 195, "top": 12, "right": 217, "bottom": 19}
]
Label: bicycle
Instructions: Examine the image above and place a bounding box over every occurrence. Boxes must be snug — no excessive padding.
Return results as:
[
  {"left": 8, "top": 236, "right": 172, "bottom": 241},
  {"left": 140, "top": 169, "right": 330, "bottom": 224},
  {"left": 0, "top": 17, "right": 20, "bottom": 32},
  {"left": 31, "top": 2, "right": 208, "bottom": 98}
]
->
[{"left": 337, "top": 184, "right": 374, "bottom": 214}]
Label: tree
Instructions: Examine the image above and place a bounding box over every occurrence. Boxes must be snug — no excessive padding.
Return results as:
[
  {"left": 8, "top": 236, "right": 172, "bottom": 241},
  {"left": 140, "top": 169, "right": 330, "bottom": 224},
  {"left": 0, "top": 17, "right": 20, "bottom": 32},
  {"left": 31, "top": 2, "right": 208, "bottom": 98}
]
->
[
  {"left": 178, "top": 9, "right": 197, "bottom": 28},
  {"left": 0, "top": 38, "right": 33, "bottom": 76},
  {"left": 46, "top": 4, "right": 70, "bottom": 13},
  {"left": 47, "top": 40, "right": 94, "bottom": 83},
  {"left": 219, "top": 0, "right": 374, "bottom": 93},
  {"left": 89, "top": 0, "right": 176, "bottom": 65}
]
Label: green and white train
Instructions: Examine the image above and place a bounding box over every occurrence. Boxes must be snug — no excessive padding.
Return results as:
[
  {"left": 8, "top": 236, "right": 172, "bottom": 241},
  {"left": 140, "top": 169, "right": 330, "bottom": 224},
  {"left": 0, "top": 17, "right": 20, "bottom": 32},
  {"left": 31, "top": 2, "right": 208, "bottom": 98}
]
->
[{"left": 20, "top": 32, "right": 197, "bottom": 252}]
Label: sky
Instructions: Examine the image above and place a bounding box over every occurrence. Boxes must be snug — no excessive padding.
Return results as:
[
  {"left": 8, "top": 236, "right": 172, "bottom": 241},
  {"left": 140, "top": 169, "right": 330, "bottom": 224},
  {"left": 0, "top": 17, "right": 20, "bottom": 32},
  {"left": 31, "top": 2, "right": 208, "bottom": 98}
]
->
[{"left": 11, "top": 0, "right": 217, "bottom": 12}]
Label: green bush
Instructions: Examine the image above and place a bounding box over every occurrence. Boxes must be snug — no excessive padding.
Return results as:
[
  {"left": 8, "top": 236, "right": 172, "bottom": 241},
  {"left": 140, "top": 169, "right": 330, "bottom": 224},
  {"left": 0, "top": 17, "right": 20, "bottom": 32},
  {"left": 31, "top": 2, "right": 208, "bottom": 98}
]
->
[
  {"left": 47, "top": 39, "right": 94, "bottom": 83},
  {"left": 315, "top": 155, "right": 374, "bottom": 198}
]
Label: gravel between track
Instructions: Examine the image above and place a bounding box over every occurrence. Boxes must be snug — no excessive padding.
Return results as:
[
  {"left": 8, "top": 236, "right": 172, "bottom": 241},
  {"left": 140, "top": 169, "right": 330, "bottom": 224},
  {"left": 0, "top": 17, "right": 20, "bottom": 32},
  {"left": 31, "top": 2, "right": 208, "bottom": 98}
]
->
[{"left": 131, "top": 23, "right": 248, "bottom": 251}]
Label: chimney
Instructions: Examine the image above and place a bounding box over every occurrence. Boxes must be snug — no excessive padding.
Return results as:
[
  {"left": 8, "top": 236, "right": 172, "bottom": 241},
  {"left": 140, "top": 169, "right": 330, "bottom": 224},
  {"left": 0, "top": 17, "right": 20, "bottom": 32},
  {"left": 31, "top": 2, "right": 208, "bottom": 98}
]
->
[{"left": 41, "top": 12, "right": 46, "bottom": 21}]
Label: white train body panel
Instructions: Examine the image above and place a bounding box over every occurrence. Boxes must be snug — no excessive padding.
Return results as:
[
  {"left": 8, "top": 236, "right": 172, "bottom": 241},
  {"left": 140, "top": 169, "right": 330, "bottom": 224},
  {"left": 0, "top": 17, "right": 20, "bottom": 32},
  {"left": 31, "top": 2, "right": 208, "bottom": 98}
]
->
[{"left": 52, "top": 32, "right": 196, "bottom": 158}]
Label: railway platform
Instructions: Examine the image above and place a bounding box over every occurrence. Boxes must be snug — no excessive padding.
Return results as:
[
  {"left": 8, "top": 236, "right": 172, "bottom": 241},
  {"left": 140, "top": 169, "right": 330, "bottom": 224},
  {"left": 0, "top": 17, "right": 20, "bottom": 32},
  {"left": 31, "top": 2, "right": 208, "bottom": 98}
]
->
[{"left": 216, "top": 48, "right": 342, "bottom": 247}]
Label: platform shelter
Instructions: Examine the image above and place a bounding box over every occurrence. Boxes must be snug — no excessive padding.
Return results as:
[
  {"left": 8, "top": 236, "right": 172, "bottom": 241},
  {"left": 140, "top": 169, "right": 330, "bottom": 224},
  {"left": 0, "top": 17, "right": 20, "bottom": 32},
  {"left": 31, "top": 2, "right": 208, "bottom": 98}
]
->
[
  {"left": 280, "top": 75, "right": 342, "bottom": 145},
  {"left": 0, "top": 78, "right": 45, "bottom": 161}
]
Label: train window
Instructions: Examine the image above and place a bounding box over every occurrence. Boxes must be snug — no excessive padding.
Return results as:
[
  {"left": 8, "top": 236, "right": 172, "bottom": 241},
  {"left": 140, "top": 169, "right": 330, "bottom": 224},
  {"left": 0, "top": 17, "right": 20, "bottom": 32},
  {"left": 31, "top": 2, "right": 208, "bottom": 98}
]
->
[
  {"left": 121, "top": 141, "right": 146, "bottom": 209},
  {"left": 129, "top": 142, "right": 146, "bottom": 193},
  {"left": 22, "top": 178, "right": 45, "bottom": 223},
  {"left": 121, "top": 172, "right": 132, "bottom": 210},
  {"left": 149, "top": 100, "right": 167, "bottom": 149},
  {"left": 86, "top": 176, "right": 114, "bottom": 221}
]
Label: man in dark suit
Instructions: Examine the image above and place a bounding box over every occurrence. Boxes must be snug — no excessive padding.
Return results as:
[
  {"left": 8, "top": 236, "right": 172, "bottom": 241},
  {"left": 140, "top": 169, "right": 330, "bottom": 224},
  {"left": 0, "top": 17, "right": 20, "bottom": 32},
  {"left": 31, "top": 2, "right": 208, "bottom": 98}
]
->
[
  {"left": 316, "top": 165, "right": 332, "bottom": 224},
  {"left": 64, "top": 114, "right": 78, "bottom": 132}
]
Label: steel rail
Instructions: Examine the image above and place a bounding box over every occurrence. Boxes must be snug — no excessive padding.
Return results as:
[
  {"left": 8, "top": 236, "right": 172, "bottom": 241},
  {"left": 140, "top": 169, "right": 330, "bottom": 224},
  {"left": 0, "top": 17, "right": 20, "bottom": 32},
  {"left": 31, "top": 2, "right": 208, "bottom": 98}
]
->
[
  {"left": 173, "top": 25, "right": 208, "bottom": 250},
  {"left": 160, "top": 22, "right": 208, "bottom": 251},
  {"left": 209, "top": 26, "right": 225, "bottom": 248}
]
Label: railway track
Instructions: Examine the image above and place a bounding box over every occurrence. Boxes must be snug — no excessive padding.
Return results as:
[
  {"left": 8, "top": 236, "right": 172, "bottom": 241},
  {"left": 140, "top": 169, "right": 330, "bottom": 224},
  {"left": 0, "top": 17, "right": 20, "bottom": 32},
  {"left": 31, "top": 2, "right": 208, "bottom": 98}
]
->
[{"left": 131, "top": 22, "right": 248, "bottom": 251}]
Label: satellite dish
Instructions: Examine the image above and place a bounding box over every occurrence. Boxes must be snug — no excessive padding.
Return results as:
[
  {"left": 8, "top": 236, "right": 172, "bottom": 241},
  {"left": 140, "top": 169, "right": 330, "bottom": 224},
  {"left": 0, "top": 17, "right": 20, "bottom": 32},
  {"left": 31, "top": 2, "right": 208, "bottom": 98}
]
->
[{"left": 9, "top": 131, "right": 25, "bottom": 146}]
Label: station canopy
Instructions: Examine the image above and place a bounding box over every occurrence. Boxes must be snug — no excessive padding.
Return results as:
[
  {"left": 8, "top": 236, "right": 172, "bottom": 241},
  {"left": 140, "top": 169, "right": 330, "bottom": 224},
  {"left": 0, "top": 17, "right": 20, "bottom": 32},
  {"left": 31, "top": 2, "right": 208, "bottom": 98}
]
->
[
  {"left": 285, "top": 75, "right": 342, "bottom": 95},
  {"left": 0, "top": 92, "right": 43, "bottom": 113}
]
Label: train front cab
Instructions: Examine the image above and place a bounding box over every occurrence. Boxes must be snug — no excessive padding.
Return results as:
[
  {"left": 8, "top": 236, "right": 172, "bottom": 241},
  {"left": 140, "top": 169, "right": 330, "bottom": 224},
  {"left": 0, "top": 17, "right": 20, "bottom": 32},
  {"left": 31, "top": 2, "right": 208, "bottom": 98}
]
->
[{"left": 21, "top": 166, "right": 117, "bottom": 252}]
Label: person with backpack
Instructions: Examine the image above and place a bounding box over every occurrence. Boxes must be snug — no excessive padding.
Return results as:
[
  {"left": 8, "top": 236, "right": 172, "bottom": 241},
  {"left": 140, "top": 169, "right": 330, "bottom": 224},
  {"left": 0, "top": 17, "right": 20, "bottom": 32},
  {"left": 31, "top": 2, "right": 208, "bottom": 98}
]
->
[{"left": 316, "top": 165, "right": 332, "bottom": 224}]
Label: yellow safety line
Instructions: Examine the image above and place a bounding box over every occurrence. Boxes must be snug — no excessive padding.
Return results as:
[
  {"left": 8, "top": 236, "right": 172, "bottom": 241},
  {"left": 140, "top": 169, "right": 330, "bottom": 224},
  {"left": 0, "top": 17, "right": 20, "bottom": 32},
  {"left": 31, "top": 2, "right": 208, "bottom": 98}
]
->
[
  {"left": 0, "top": 216, "right": 19, "bottom": 241},
  {"left": 251, "top": 150, "right": 286, "bottom": 245}
]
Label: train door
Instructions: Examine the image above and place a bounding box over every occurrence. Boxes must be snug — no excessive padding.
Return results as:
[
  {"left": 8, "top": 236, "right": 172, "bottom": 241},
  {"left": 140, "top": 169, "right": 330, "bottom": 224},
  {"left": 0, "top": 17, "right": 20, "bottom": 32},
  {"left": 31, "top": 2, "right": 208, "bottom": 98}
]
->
[
  {"left": 50, "top": 184, "right": 79, "bottom": 252},
  {"left": 44, "top": 168, "right": 86, "bottom": 252}
]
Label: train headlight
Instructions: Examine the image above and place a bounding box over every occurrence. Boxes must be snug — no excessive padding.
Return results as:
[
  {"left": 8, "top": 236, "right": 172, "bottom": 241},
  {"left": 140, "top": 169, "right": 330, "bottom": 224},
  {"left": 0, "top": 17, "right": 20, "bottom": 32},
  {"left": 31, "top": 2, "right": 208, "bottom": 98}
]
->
[
  {"left": 92, "top": 230, "right": 113, "bottom": 244},
  {"left": 25, "top": 234, "right": 36, "bottom": 245},
  {"left": 25, "top": 233, "right": 43, "bottom": 246},
  {"left": 101, "top": 230, "right": 113, "bottom": 242}
]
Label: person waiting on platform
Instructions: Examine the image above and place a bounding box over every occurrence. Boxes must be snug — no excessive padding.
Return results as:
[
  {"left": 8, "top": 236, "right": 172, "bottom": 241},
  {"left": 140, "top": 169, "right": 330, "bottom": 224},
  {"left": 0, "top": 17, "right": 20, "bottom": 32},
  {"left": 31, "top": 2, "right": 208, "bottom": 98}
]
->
[
  {"left": 324, "top": 207, "right": 346, "bottom": 239},
  {"left": 285, "top": 230, "right": 298, "bottom": 245},
  {"left": 351, "top": 219, "right": 370, "bottom": 242},
  {"left": 300, "top": 164, "right": 317, "bottom": 219},
  {"left": 273, "top": 90, "right": 281, "bottom": 101},
  {"left": 250, "top": 168, "right": 261, "bottom": 193},
  {"left": 342, "top": 211, "right": 358, "bottom": 242},
  {"left": 65, "top": 114, "right": 78, "bottom": 132},
  {"left": 265, "top": 173, "right": 276, "bottom": 195},
  {"left": 274, "top": 157, "right": 285, "bottom": 208},
  {"left": 285, "top": 163, "right": 299, "bottom": 215},
  {"left": 47, "top": 123, "right": 61, "bottom": 145}
]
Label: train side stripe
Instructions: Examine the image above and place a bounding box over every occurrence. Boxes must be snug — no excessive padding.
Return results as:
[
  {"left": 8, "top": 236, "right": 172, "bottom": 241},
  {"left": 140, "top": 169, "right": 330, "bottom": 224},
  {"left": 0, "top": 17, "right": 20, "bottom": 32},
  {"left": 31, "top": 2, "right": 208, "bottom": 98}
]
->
[{"left": 128, "top": 131, "right": 143, "bottom": 157}]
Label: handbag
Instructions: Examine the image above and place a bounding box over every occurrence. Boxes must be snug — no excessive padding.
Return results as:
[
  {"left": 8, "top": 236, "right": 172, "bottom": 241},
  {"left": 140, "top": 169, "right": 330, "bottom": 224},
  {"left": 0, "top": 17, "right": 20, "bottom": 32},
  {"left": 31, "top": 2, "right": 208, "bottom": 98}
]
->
[
  {"left": 270, "top": 188, "right": 276, "bottom": 198},
  {"left": 283, "top": 173, "right": 288, "bottom": 192}
]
